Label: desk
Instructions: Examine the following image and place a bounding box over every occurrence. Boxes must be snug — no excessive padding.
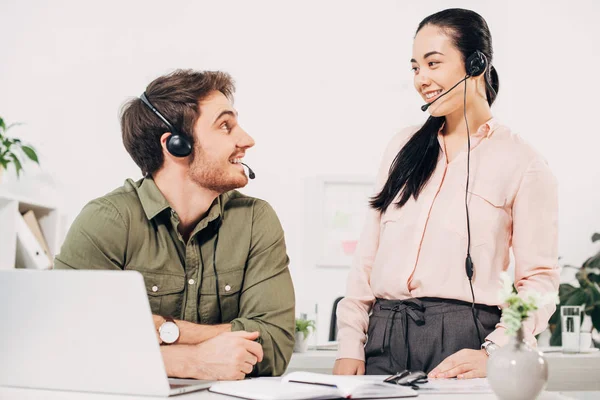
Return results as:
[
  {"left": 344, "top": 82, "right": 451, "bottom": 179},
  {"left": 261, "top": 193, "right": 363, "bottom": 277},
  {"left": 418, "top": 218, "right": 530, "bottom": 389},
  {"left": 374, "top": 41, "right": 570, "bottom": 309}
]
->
[
  {"left": 1, "top": 351, "right": 598, "bottom": 399},
  {"left": 288, "top": 350, "right": 600, "bottom": 391},
  {"left": 0, "top": 385, "right": 598, "bottom": 400}
]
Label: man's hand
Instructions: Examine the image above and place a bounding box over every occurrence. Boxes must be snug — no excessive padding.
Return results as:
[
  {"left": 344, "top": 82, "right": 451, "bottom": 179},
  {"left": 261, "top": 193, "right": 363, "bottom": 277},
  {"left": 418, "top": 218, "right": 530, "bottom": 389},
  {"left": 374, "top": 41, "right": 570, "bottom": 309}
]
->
[
  {"left": 333, "top": 358, "right": 365, "bottom": 375},
  {"left": 428, "top": 349, "right": 488, "bottom": 379},
  {"left": 162, "top": 331, "right": 264, "bottom": 380}
]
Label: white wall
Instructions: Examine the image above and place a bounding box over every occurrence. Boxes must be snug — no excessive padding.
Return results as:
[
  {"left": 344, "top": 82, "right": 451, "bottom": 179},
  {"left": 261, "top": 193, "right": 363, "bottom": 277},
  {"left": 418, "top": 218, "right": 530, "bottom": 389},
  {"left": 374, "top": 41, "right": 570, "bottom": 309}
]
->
[{"left": 1, "top": 0, "right": 599, "bottom": 343}]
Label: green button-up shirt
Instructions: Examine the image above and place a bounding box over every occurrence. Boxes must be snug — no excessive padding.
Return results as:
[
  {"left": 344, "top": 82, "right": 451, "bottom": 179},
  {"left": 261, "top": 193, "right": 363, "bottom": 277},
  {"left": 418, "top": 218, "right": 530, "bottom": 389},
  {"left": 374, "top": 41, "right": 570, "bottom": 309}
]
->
[{"left": 54, "top": 177, "right": 295, "bottom": 376}]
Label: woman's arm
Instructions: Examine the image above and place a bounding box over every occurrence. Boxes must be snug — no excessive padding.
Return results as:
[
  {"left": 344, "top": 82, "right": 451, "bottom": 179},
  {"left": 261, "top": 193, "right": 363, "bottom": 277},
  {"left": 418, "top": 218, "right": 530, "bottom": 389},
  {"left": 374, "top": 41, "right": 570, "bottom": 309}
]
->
[
  {"left": 487, "top": 157, "right": 560, "bottom": 346},
  {"left": 336, "top": 127, "right": 416, "bottom": 362}
]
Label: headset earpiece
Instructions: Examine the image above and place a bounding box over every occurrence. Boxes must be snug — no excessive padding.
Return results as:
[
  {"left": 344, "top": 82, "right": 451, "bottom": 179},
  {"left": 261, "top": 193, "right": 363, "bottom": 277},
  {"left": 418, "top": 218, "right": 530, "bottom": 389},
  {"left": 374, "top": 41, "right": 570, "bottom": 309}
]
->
[
  {"left": 139, "top": 92, "right": 193, "bottom": 158},
  {"left": 166, "top": 133, "right": 192, "bottom": 157},
  {"left": 465, "top": 50, "right": 487, "bottom": 77}
]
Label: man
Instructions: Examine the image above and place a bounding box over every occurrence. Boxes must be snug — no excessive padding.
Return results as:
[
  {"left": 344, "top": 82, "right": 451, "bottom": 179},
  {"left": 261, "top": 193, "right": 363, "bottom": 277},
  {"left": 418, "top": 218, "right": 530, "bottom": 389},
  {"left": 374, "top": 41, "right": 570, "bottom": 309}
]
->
[{"left": 54, "top": 69, "right": 295, "bottom": 380}]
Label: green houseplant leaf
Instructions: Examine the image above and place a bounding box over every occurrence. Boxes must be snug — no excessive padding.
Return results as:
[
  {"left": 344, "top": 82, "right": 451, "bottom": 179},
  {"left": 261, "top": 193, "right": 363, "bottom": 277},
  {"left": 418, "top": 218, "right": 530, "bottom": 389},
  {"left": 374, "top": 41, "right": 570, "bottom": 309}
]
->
[
  {"left": 21, "top": 145, "right": 39, "bottom": 164},
  {"left": 9, "top": 153, "right": 23, "bottom": 178},
  {"left": 0, "top": 116, "right": 40, "bottom": 178}
]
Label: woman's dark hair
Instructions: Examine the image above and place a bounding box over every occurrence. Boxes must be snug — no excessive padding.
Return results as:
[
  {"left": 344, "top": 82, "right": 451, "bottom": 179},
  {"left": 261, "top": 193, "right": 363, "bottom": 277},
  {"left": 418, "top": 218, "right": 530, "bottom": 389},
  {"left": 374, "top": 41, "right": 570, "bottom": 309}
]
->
[{"left": 370, "top": 8, "right": 500, "bottom": 213}]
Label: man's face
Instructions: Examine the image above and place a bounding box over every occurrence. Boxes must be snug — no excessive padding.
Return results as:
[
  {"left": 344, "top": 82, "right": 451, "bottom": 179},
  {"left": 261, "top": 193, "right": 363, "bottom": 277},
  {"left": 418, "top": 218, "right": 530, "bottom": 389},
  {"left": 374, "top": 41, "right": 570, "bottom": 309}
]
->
[{"left": 188, "top": 91, "right": 255, "bottom": 193}]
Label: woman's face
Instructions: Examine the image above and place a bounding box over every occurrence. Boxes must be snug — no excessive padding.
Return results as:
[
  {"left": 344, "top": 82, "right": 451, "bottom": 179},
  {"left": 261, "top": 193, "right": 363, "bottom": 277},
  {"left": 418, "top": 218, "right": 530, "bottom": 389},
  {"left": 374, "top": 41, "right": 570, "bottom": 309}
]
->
[{"left": 411, "top": 25, "right": 480, "bottom": 117}]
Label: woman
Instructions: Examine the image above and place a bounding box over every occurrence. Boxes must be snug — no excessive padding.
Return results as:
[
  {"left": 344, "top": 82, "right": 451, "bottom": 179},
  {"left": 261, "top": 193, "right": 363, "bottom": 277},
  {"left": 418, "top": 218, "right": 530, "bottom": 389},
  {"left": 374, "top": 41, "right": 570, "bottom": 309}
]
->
[{"left": 333, "top": 8, "right": 559, "bottom": 379}]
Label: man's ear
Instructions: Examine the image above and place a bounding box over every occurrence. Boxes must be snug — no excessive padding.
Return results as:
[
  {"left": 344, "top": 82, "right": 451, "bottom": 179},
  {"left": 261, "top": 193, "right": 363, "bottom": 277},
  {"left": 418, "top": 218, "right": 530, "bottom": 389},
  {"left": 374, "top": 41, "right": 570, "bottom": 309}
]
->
[{"left": 160, "top": 132, "right": 172, "bottom": 157}]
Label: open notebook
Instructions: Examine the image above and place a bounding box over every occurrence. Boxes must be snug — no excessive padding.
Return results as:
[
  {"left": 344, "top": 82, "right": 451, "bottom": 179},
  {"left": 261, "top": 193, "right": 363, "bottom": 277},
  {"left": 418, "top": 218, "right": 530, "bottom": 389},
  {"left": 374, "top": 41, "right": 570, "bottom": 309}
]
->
[{"left": 209, "top": 372, "right": 417, "bottom": 400}]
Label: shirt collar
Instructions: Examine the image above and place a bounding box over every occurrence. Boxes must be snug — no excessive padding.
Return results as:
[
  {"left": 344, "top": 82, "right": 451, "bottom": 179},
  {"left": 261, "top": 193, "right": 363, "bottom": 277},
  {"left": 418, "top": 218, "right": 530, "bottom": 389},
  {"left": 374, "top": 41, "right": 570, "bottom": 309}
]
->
[
  {"left": 137, "top": 177, "right": 172, "bottom": 220},
  {"left": 437, "top": 117, "right": 499, "bottom": 155},
  {"left": 136, "top": 177, "right": 223, "bottom": 226}
]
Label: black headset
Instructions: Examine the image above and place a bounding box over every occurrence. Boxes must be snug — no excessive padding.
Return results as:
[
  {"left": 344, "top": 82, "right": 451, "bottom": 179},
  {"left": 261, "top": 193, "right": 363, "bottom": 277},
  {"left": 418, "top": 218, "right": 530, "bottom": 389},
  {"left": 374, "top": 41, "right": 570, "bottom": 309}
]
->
[
  {"left": 465, "top": 50, "right": 487, "bottom": 78},
  {"left": 464, "top": 50, "right": 488, "bottom": 345},
  {"left": 139, "top": 92, "right": 193, "bottom": 158},
  {"left": 421, "top": 49, "right": 490, "bottom": 345}
]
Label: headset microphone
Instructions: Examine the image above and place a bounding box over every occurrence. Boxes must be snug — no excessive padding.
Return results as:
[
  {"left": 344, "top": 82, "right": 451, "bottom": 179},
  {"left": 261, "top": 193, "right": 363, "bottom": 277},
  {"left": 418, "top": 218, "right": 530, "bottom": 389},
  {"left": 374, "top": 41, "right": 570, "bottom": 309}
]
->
[
  {"left": 240, "top": 162, "right": 256, "bottom": 179},
  {"left": 421, "top": 75, "right": 469, "bottom": 112}
]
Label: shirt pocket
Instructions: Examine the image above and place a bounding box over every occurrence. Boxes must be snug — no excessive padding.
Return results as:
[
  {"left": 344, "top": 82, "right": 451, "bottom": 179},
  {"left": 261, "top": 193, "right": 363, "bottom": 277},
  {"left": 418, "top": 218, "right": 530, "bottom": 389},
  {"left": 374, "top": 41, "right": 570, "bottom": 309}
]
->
[
  {"left": 444, "top": 181, "right": 509, "bottom": 248},
  {"left": 200, "top": 267, "right": 245, "bottom": 324},
  {"left": 139, "top": 270, "right": 186, "bottom": 318}
]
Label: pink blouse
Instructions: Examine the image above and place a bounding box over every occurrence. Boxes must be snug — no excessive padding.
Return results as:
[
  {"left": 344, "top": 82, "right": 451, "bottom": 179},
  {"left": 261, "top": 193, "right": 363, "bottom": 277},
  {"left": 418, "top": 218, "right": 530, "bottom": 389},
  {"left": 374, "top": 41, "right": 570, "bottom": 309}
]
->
[{"left": 336, "top": 118, "right": 559, "bottom": 361}]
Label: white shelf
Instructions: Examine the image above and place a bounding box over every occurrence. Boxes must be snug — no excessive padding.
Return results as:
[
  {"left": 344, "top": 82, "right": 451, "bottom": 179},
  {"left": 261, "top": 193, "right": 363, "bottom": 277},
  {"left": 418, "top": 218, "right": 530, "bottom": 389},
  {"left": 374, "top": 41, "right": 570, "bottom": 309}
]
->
[{"left": 0, "top": 190, "right": 61, "bottom": 270}]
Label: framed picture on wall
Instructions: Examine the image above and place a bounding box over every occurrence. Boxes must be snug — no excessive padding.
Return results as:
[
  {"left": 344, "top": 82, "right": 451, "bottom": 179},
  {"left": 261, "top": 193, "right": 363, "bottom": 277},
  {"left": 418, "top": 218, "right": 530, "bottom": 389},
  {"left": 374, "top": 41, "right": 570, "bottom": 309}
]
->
[{"left": 312, "top": 176, "right": 375, "bottom": 268}]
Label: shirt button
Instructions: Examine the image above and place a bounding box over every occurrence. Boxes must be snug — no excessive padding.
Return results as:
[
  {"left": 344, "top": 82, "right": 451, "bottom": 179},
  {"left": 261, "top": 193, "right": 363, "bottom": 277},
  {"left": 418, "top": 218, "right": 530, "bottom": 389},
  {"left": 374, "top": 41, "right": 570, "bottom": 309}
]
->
[
  {"left": 152, "top": 285, "right": 158, "bottom": 292},
  {"left": 188, "top": 279, "right": 195, "bottom": 285},
  {"left": 224, "top": 284, "right": 231, "bottom": 292}
]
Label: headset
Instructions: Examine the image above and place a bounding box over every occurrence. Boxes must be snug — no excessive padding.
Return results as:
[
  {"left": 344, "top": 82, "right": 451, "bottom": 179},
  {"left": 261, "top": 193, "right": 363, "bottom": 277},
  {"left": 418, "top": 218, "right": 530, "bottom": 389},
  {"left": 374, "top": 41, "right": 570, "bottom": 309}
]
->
[
  {"left": 421, "top": 50, "right": 489, "bottom": 344},
  {"left": 139, "top": 92, "right": 193, "bottom": 158}
]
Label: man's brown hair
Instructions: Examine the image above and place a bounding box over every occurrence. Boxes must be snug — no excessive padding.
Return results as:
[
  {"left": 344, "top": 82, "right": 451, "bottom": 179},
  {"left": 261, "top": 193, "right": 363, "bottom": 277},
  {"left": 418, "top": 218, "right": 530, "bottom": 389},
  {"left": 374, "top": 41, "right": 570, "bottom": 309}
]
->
[{"left": 121, "top": 69, "right": 235, "bottom": 176}]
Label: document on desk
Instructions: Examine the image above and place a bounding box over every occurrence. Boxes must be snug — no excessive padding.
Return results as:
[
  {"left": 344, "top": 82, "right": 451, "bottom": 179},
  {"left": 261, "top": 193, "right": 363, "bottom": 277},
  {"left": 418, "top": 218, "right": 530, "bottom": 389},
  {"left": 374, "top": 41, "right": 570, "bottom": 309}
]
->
[
  {"left": 418, "top": 378, "right": 492, "bottom": 394},
  {"left": 209, "top": 372, "right": 417, "bottom": 399}
]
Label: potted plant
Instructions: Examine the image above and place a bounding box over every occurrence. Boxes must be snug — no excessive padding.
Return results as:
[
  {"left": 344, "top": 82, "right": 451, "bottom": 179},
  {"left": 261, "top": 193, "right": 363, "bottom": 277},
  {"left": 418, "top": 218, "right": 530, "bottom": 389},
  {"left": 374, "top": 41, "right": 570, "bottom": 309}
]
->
[
  {"left": 549, "top": 233, "right": 600, "bottom": 347},
  {"left": 294, "top": 317, "right": 316, "bottom": 353},
  {"left": 0, "top": 116, "right": 39, "bottom": 182}
]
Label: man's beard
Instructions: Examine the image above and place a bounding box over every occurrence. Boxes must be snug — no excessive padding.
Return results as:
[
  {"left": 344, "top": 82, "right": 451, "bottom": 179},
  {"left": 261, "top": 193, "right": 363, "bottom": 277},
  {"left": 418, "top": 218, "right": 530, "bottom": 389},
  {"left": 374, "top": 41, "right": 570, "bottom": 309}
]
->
[{"left": 188, "top": 148, "right": 247, "bottom": 193}]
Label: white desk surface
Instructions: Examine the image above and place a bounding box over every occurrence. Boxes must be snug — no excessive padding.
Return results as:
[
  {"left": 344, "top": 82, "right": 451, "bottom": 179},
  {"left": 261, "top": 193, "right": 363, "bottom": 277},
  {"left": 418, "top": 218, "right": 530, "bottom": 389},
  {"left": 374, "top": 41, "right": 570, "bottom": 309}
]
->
[
  {"left": 288, "top": 349, "right": 600, "bottom": 391},
  {"left": 0, "top": 386, "right": 598, "bottom": 400},
  {"left": 2, "top": 350, "right": 599, "bottom": 399}
]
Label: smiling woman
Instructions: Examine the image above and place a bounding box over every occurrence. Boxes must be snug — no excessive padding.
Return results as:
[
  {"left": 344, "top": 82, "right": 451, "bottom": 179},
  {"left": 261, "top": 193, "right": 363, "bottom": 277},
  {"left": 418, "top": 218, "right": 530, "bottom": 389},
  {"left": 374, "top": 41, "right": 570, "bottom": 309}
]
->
[{"left": 334, "top": 8, "right": 559, "bottom": 381}]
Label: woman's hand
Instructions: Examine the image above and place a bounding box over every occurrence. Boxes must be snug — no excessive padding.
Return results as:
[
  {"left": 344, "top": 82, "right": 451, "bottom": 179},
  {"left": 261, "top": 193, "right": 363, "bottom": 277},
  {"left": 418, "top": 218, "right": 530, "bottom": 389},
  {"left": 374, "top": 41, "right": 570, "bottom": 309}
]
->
[
  {"left": 428, "top": 349, "right": 488, "bottom": 379},
  {"left": 333, "top": 358, "right": 366, "bottom": 375}
]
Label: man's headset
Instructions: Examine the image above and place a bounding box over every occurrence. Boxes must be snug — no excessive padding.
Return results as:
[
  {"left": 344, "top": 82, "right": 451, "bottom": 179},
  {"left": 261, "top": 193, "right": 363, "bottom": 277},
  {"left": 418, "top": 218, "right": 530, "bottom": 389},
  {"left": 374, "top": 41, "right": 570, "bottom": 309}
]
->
[
  {"left": 139, "top": 92, "right": 256, "bottom": 179},
  {"left": 139, "top": 92, "right": 193, "bottom": 158}
]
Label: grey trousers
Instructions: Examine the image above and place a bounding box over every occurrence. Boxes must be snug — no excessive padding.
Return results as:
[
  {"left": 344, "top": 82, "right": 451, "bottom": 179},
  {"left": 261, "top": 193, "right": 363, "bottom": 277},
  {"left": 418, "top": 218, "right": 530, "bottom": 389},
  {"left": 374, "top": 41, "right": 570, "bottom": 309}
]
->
[{"left": 365, "top": 297, "right": 501, "bottom": 375}]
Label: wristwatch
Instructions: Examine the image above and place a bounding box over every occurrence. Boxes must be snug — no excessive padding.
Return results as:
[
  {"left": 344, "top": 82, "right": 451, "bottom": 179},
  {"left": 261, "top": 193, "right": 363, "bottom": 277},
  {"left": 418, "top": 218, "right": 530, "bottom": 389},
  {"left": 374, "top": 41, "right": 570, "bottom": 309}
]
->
[
  {"left": 158, "top": 316, "right": 180, "bottom": 344},
  {"left": 481, "top": 340, "right": 499, "bottom": 356}
]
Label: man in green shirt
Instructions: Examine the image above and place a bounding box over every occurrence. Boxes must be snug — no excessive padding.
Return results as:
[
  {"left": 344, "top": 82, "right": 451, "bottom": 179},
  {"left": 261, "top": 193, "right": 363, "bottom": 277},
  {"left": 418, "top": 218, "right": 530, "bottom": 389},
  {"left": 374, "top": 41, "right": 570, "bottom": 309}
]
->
[{"left": 55, "top": 69, "right": 295, "bottom": 380}]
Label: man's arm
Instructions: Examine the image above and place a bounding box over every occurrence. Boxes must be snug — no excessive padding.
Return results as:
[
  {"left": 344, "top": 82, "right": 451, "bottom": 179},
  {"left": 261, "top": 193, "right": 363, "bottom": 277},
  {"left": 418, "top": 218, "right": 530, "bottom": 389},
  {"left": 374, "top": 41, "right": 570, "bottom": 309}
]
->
[
  {"left": 54, "top": 198, "right": 127, "bottom": 271},
  {"left": 152, "top": 315, "right": 231, "bottom": 344},
  {"left": 229, "top": 201, "right": 295, "bottom": 377}
]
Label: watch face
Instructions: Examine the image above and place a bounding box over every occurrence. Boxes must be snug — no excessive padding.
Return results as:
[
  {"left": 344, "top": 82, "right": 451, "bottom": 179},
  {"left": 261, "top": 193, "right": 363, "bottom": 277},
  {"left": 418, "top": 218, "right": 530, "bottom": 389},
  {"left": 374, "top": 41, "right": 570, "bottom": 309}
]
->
[{"left": 159, "top": 321, "right": 180, "bottom": 344}]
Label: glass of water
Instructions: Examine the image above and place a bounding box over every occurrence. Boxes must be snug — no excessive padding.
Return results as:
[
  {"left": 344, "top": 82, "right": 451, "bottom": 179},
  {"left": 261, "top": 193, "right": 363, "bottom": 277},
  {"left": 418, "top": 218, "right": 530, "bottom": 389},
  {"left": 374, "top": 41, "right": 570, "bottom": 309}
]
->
[{"left": 561, "top": 305, "right": 583, "bottom": 353}]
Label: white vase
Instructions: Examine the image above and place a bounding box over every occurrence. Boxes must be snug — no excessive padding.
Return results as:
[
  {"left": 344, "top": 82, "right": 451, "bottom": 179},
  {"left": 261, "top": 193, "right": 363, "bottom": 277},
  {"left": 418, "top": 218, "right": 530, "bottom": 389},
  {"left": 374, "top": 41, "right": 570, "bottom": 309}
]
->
[
  {"left": 294, "top": 331, "right": 309, "bottom": 353},
  {"left": 487, "top": 327, "right": 548, "bottom": 400}
]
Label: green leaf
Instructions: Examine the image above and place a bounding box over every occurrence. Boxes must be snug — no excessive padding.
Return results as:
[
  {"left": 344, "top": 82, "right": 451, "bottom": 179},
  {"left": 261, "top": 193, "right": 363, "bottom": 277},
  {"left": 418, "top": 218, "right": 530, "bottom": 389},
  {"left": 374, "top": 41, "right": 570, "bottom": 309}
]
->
[
  {"left": 0, "top": 117, "right": 5, "bottom": 131},
  {"left": 558, "top": 284, "right": 579, "bottom": 303},
  {"left": 592, "top": 233, "right": 600, "bottom": 243},
  {"left": 588, "top": 273, "right": 600, "bottom": 285},
  {"left": 9, "top": 154, "right": 22, "bottom": 178},
  {"left": 549, "top": 322, "right": 562, "bottom": 346},
  {"left": 576, "top": 270, "right": 591, "bottom": 289},
  {"left": 583, "top": 254, "right": 600, "bottom": 270},
  {"left": 591, "top": 307, "right": 600, "bottom": 332},
  {"left": 566, "top": 289, "right": 587, "bottom": 306},
  {"left": 20, "top": 145, "right": 39, "bottom": 164},
  {"left": 5, "top": 122, "right": 23, "bottom": 131},
  {"left": 583, "top": 286, "right": 600, "bottom": 314}
]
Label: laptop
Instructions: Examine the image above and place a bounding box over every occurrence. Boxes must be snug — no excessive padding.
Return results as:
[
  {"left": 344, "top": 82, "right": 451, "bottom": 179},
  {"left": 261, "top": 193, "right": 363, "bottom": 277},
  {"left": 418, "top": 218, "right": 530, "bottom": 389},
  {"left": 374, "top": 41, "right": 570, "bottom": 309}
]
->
[{"left": 0, "top": 269, "right": 214, "bottom": 396}]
